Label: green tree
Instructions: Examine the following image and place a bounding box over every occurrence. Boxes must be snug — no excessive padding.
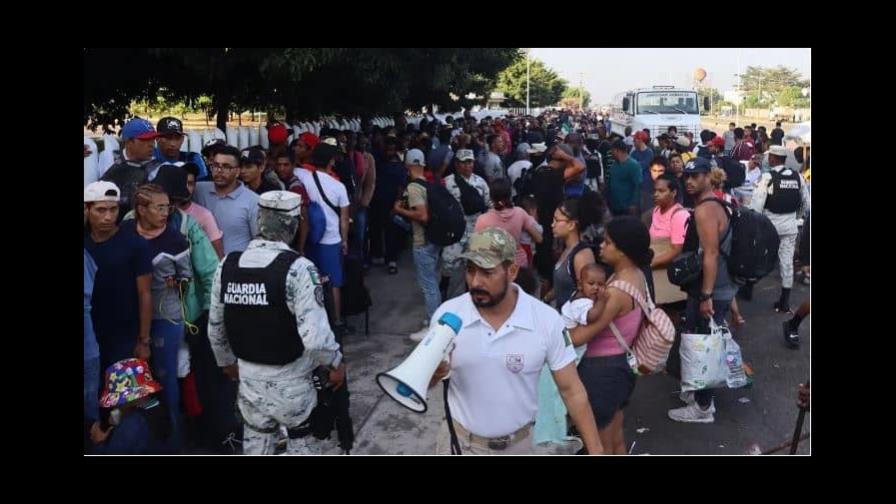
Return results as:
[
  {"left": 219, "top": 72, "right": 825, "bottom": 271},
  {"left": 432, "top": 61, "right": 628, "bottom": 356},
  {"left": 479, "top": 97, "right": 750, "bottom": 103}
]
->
[
  {"left": 495, "top": 57, "right": 567, "bottom": 108},
  {"left": 738, "top": 65, "right": 809, "bottom": 106},
  {"left": 776, "top": 86, "right": 809, "bottom": 108},
  {"left": 84, "top": 48, "right": 518, "bottom": 132},
  {"left": 562, "top": 86, "right": 591, "bottom": 109}
]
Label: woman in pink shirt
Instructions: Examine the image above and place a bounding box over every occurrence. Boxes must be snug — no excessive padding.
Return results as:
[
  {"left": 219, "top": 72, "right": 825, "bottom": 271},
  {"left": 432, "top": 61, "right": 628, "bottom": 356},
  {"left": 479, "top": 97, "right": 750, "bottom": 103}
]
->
[
  {"left": 648, "top": 173, "right": 689, "bottom": 305},
  {"left": 474, "top": 178, "right": 542, "bottom": 267},
  {"left": 570, "top": 216, "right": 652, "bottom": 455}
]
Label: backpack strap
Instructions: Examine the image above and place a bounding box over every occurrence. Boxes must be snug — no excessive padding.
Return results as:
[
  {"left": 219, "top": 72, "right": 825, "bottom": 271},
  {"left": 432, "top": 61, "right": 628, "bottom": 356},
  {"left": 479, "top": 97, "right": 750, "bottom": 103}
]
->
[
  {"left": 608, "top": 279, "right": 652, "bottom": 316},
  {"left": 566, "top": 241, "right": 594, "bottom": 280},
  {"left": 608, "top": 321, "right": 635, "bottom": 355},
  {"left": 312, "top": 170, "right": 340, "bottom": 216}
]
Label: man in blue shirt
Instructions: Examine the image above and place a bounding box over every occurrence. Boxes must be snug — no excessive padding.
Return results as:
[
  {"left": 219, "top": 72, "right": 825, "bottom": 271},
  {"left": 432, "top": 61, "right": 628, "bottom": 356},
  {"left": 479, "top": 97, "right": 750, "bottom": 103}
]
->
[
  {"left": 607, "top": 139, "right": 642, "bottom": 216},
  {"left": 629, "top": 131, "right": 655, "bottom": 213},
  {"left": 153, "top": 117, "right": 209, "bottom": 180},
  {"left": 193, "top": 146, "right": 260, "bottom": 255}
]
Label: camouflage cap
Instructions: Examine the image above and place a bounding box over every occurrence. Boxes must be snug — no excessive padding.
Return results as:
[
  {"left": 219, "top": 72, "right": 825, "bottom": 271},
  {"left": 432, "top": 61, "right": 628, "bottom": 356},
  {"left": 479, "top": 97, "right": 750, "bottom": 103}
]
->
[
  {"left": 257, "top": 191, "right": 301, "bottom": 243},
  {"left": 460, "top": 227, "right": 518, "bottom": 269}
]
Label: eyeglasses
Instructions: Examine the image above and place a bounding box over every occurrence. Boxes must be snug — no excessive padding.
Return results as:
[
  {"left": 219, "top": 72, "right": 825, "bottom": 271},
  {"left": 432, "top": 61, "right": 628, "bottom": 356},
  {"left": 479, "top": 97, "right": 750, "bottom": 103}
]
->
[
  {"left": 211, "top": 163, "right": 238, "bottom": 171},
  {"left": 149, "top": 204, "right": 172, "bottom": 213}
]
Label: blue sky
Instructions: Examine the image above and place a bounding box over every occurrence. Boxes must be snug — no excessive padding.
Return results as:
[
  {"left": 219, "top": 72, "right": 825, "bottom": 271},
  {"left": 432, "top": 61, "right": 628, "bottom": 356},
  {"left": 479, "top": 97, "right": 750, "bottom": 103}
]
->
[{"left": 529, "top": 48, "right": 811, "bottom": 106}]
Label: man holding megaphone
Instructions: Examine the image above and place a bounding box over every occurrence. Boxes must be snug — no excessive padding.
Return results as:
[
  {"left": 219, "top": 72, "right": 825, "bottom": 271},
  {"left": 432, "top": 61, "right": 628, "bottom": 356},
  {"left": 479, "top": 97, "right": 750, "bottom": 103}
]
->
[{"left": 424, "top": 227, "right": 603, "bottom": 454}]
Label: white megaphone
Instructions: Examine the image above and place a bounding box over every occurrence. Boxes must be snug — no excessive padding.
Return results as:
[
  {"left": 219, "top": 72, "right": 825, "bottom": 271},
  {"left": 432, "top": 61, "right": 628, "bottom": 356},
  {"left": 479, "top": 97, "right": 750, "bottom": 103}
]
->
[{"left": 376, "top": 313, "right": 462, "bottom": 413}]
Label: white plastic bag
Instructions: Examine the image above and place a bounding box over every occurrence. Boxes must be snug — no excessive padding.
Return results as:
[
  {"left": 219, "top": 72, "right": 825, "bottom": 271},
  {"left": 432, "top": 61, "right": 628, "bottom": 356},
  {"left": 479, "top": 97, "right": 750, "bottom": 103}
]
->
[
  {"left": 680, "top": 319, "right": 728, "bottom": 392},
  {"left": 723, "top": 330, "right": 749, "bottom": 389},
  {"left": 177, "top": 338, "right": 191, "bottom": 378}
]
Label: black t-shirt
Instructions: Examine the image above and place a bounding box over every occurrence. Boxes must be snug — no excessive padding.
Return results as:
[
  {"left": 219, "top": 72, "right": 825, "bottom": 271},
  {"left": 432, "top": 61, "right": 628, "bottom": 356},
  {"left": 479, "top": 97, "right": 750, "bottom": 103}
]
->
[{"left": 771, "top": 128, "right": 785, "bottom": 144}]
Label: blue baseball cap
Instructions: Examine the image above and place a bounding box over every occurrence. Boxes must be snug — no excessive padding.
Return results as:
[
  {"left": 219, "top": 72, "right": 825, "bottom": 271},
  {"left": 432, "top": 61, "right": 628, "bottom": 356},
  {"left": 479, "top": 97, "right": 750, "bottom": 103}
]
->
[
  {"left": 683, "top": 157, "right": 712, "bottom": 174},
  {"left": 121, "top": 117, "right": 159, "bottom": 141}
]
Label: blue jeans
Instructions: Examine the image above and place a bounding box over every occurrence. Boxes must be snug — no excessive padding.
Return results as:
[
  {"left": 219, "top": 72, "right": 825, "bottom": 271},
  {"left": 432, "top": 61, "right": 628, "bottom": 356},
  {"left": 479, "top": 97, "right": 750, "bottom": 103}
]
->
[
  {"left": 150, "top": 319, "right": 184, "bottom": 451},
  {"left": 84, "top": 357, "right": 101, "bottom": 423},
  {"left": 413, "top": 243, "right": 442, "bottom": 321},
  {"left": 684, "top": 297, "right": 732, "bottom": 409}
]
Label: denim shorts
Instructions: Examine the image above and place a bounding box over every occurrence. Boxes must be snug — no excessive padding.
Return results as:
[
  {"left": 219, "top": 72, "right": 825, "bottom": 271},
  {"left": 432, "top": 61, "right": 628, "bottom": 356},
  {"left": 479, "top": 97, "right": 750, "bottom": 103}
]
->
[{"left": 577, "top": 354, "right": 636, "bottom": 429}]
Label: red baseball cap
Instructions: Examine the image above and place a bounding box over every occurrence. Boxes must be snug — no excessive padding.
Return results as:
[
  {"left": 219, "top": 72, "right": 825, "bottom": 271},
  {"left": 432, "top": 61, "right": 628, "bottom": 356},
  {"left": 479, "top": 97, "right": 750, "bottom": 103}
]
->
[
  {"left": 633, "top": 130, "right": 649, "bottom": 142},
  {"left": 268, "top": 123, "right": 289, "bottom": 144},
  {"left": 709, "top": 136, "right": 725, "bottom": 147},
  {"left": 299, "top": 132, "right": 320, "bottom": 150}
]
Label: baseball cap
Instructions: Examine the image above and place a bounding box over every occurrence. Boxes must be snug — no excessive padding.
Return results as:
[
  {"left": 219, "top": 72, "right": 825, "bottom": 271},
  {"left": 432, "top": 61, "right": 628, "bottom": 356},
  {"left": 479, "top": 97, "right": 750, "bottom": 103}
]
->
[
  {"left": 121, "top": 117, "right": 159, "bottom": 141},
  {"left": 405, "top": 148, "right": 426, "bottom": 167},
  {"left": 460, "top": 227, "right": 518, "bottom": 269},
  {"left": 240, "top": 147, "right": 265, "bottom": 166},
  {"left": 682, "top": 157, "right": 712, "bottom": 174},
  {"left": 84, "top": 181, "right": 121, "bottom": 203},
  {"left": 156, "top": 116, "right": 186, "bottom": 136},
  {"left": 201, "top": 138, "right": 226, "bottom": 158},
  {"left": 708, "top": 136, "right": 726, "bottom": 148},
  {"left": 658, "top": 133, "right": 671, "bottom": 141},
  {"left": 455, "top": 149, "right": 475, "bottom": 162},
  {"left": 768, "top": 145, "right": 789, "bottom": 157},
  {"left": 299, "top": 132, "right": 320, "bottom": 150},
  {"left": 267, "top": 123, "right": 289, "bottom": 144},
  {"left": 676, "top": 136, "right": 692, "bottom": 148},
  {"left": 633, "top": 131, "right": 649, "bottom": 142}
]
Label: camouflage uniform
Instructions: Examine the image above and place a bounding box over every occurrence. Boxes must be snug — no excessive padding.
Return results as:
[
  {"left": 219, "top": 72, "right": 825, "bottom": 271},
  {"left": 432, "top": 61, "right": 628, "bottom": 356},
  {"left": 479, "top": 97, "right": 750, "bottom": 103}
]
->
[
  {"left": 441, "top": 173, "right": 491, "bottom": 299},
  {"left": 207, "top": 191, "right": 342, "bottom": 455}
]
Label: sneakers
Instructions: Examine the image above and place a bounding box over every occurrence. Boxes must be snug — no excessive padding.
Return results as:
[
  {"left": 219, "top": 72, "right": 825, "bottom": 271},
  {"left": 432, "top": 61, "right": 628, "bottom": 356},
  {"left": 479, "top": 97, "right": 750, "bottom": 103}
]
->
[
  {"left": 783, "top": 321, "right": 800, "bottom": 348},
  {"left": 679, "top": 391, "right": 695, "bottom": 405},
  {"left": 668, "top": 401, "right": 715, "bottom": 423},
  {"left": 774, "top": 300, "right": 793, "bottom": 314},
  {"left": 409, "top": 327, "right": 429, "bottom": 342},
  {"left": 388, "top": 262, "right": 398, "bottom": 275}
]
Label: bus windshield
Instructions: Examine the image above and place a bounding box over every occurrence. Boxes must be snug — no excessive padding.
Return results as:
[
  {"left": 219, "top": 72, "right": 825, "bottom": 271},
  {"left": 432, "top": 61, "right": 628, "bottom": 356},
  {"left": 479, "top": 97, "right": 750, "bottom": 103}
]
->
[{"left": 636, "top": 92, "right": 698, "bottom": 115}]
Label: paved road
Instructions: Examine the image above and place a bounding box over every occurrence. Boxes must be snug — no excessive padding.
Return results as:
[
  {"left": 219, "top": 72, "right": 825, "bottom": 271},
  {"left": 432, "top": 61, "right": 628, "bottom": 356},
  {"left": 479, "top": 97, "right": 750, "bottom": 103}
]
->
[{"left": 337, "top": 250, "right": 810, "bottom": 456}]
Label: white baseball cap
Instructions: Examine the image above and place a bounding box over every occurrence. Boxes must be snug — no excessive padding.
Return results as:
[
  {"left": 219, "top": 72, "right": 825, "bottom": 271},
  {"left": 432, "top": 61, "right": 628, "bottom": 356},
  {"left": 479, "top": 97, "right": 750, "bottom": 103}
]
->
[
  {"left": 405, "top": 148, "right": 426, "bottom": 167},
  {"left": 84, "top": 181, "right": 121, "bottom": 203}
]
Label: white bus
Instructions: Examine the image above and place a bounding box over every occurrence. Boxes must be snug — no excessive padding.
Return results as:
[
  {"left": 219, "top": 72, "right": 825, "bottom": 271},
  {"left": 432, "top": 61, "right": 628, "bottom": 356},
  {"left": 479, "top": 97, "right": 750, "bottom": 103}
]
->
[{"left": 608, "top": 86, "right": 709, "bottom": 140}]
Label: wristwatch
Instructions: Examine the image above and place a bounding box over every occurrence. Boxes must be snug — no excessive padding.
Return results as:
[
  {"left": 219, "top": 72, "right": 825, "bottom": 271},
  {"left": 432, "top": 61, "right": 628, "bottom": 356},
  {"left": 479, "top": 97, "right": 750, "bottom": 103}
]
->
[{"left": 698, "top": 292, "right": 713, "bottom": 302}]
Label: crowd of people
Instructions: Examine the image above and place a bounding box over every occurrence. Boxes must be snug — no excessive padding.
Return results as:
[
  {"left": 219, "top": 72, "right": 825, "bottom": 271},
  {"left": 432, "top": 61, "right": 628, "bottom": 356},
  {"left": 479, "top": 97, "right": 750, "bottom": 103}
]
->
[{"left": 84, "top": 109, "right": 810, "bottom": 455}]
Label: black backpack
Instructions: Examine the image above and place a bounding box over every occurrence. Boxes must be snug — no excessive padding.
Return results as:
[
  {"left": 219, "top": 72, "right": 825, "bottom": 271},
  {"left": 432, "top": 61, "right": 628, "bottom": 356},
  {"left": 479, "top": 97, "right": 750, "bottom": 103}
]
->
[
  {"left": 410, "top": 180, "right": 466, "bottom": 246},
  {"left": 453, "top": 174, "right": 487, "bottom": 216},
  {"left": 341, "top": 251, "right": 371, "bottom": 317},
  {"left": 717, "top": 155, "right": 746, "bottom": 192},
  {"left": 513, "top": 164, "right": 537, "bottom": 204},
  {"left": 674, "top": 198, "right": 780, "bottom": 286}
]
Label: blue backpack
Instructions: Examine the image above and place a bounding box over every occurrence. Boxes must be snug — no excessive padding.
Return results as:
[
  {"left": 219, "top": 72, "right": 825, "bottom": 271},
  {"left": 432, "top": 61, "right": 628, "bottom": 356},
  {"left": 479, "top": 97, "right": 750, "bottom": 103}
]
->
[
  {"left": 307, "top": 202, "right": 328, "bottom": 245},
  {"left": 308, "top": 170, "right": 341, "bottom": 245}
]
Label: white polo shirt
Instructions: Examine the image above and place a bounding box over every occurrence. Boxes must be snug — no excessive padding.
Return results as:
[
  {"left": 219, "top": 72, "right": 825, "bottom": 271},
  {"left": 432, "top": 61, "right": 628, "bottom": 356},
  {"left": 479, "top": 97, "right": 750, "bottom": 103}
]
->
[{"left": 431, "top": 285, "right": 577, "bottom": 438}]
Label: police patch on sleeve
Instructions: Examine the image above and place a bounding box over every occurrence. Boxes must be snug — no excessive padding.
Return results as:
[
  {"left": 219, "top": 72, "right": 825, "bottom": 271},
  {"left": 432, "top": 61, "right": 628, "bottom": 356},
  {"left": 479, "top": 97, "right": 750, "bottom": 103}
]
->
[
  {"left": 307, "top": 265, "right": 322, "bottom": 286},
  {"left": 563, "top": 328, "right": 572, "bottom": 347},
  {"left": 314, "top": 285, "right": 325, "bottom": 307}
]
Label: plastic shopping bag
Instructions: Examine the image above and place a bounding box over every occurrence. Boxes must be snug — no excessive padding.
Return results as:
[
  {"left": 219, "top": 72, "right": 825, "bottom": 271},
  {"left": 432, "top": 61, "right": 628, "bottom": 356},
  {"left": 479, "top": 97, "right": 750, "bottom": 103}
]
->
[{"left": 680, "top": 319, "right": 728, "bottom": 392}]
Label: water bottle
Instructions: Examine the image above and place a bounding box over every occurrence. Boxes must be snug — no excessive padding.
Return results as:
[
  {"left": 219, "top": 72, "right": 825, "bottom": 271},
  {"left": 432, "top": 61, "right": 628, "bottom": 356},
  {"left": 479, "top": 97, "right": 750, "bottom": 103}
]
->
[{"left": 725, "top": 337, "right": 748, "bottom": 389}]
